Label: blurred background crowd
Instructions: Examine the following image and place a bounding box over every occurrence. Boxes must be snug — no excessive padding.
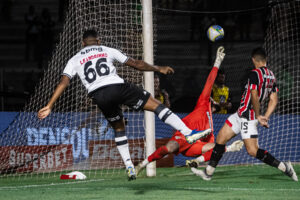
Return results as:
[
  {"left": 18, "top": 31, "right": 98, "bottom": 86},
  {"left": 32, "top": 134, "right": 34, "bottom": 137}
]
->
[{"left": 0, "top": 0, "right": 276, "bottom": 113}]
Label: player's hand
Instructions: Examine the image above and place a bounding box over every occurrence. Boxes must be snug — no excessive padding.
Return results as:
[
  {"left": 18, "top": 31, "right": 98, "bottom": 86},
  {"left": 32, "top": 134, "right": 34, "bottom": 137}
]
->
[
  {"left": 257, "top": 115, "right": 269, "bottom": 128},
  {"left": 226, "top": 140, "right": 244, "bottom": 152},
  {"left": 214, "top": 46, "right": 225, "bottom": 68},
  {"left": 38, "top": 106, "right": 52, "bottom": 120},
  {"left": 158, "top": 66, "right": 174, "bottom": 75}
]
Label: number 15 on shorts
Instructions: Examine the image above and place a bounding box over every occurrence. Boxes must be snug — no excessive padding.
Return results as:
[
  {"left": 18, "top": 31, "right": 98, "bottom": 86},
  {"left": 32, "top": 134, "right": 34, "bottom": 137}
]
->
[{"left": 240, "top": 120, "right": 258, "bottom": 139}]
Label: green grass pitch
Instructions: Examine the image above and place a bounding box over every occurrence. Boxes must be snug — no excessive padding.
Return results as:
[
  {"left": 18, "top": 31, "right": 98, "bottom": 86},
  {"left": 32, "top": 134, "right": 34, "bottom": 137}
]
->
[{"left": 0, "top": 165, "right": 299, "bottom": 200}]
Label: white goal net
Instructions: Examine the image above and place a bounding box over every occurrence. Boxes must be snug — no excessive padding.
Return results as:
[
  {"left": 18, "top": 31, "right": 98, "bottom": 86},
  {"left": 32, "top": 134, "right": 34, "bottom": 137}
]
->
[{"left": 0, "top": 0, "right": 146, "bottom": 178}]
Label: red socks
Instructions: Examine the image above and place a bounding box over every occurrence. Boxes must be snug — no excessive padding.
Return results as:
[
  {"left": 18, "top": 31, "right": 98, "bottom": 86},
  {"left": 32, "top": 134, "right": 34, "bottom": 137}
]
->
[
  {"left": 148, "top": 146, "right": 169, "bottom": 162},
  {"left": 202, "top": 149, "right": 213, "bottom": 162}
]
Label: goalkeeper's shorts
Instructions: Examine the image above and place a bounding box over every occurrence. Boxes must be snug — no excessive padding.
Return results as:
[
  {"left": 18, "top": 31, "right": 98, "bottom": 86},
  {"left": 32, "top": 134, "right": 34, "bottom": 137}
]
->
[{"left": 169, "top": 131, "right": 214, "bottom": 157}]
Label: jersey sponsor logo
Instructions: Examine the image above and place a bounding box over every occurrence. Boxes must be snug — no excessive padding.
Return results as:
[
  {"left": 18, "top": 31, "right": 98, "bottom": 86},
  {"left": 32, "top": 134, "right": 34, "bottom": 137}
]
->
[
  {"left": 80, "top": 53, "right": 108, "bottom": 65},
  {"left": 175, "top": 136, "right": 182, "bottom": 140},
  {"left": 263, "top": 74, "right": 275, "bottom": 79},
  {"left": 81, "top": 47, "right": 103, "bottom": 55}
]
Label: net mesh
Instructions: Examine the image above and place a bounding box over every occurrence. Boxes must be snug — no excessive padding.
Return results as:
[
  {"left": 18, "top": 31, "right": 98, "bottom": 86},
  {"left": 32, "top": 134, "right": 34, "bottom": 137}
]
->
[
  {"left": 1, "top": 0, "right": 299, "bottom": 179},
  {"left": 0, "top": 0, "right": 145, "bottom": 178},
  {"left": 154, "top": 1, "right": 300, "bottom": 166},
  {"left": 221, "top": 0, "right": 300, "bottom": 165}
]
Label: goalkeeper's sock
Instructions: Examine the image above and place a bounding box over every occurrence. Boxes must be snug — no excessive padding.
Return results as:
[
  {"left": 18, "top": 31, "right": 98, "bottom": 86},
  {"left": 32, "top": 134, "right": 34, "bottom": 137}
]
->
[
  {"left": 202, "top": 149, "right": 213, "bottom": 162},
  {"left": 154, "top": 104, "right": 192, "bottom": 136},
  {"left": 141, "top": 159, "right": 149, "bottom": 168},
  {"left": 148, "top": 146, "right": 169, "bottom": 162},
  {"left": 255, "top": 149, "right": 281, "bottom": 169},
  {"left": 195, "top": 156, "right": 205, "bottom": 163},
  {"left": 207, "top": 143, "right": 225, "bottom": 175},
  {"left": 115, "top": 131, "right": 133, "bottom": 169}
]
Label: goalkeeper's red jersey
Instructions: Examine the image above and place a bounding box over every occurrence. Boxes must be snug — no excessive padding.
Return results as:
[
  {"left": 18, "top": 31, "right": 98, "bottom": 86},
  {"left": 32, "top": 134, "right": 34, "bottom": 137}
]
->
[
  {"left": 182, "top": 67, "right": 218, "bottom": 140},
  {"left": 170, "top": 67, "right": 218, "bottom": 155}
]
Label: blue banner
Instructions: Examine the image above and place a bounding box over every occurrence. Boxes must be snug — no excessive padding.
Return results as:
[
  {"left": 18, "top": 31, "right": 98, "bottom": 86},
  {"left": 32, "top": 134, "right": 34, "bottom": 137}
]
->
[{"left": 1, "top": 112, "right": 299, "bottom": 165}]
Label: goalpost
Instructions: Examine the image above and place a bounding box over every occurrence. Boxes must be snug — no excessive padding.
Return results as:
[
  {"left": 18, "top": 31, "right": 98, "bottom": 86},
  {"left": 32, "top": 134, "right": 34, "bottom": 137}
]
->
[
  {"left": 142, "top": 0, "right": 156, "bottom": 177},
  {"left": 0, "top": 0, "right": 156, "bottom": 178}
]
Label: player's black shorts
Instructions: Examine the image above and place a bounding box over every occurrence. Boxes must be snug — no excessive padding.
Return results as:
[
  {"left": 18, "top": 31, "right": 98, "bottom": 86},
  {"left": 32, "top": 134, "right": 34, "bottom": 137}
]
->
[{"left": 89, "top": 83, "right": 150, "bottom": 122}]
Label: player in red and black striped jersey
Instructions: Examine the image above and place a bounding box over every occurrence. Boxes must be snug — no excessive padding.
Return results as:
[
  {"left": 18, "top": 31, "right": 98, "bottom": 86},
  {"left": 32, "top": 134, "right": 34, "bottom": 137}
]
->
[
  {"left": 193, "top": 47, "right": 298, "bottom": 182},
  {"left": 238, "top": 66, "right": 278, "bottom": 121}
]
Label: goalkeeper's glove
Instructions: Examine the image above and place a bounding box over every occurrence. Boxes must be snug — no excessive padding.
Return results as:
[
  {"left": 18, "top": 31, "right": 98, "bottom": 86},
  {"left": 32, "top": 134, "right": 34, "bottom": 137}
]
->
[
  {"left": 226, "top": 140, "right": 244, "bottom": 152},
  {"left": 214, "top": 46, "right": 225, "bottom": 68}
]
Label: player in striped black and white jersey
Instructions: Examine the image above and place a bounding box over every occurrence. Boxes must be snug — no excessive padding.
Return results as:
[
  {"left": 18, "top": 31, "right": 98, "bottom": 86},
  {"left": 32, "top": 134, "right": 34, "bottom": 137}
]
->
[
  {"left": 37, "top": 29, "right": 210, "bottom": 180},
  {"left": 193, "top": 47, "right": 298, "bottom": 182}
]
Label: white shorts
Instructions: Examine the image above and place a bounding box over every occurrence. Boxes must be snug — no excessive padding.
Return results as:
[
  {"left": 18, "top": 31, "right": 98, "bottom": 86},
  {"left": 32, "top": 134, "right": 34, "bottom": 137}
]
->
[{"left": 225, "top": 112, "right": 259, "bottom": 139}]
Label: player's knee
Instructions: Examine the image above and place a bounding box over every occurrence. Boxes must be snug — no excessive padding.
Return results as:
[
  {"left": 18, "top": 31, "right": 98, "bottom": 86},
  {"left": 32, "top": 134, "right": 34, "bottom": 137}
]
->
[
  {"left": 110, "top": 119, "right": 125, "bottom": 131},
  {"left": 143, "top": 96, "right": 160, "bottom": 111},
  {"left": 246, "top": 147, "right": 258, "bottom": 157},
  {"left": 216, "top": 124, "right": 235, "bottom": 144},
  {"left": 166, "top": 141, "right": 179, "bottom": 153}
]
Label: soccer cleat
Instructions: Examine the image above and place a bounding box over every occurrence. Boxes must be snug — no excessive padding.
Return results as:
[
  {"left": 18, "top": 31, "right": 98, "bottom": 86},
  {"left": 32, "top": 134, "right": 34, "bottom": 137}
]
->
[
  {"left": 284, "top": 162, "right": 298, "bottom": 182},
  {"left": 126, "top": 166, "right": 136, "bottom": 181},
  {"left": 226, "top": 140, "right": 244, "bottom": 152},
  {"left": 186, "top": 159, "right": 201, "bottom": 168},
  {"left": 135, "top": 163, "right": 145, "bottom": 176},
  {"left": 191, "top": 168, "right": 212, "bottom": 181},
  {"left": 185, "top": 128, "right": 211, "bottom": 144}
]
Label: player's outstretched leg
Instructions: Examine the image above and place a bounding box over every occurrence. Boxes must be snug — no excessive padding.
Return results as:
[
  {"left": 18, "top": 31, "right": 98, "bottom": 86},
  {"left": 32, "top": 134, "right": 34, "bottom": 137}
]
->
[
  {"left": 136, "top": 142, "right": 179, "bottom": 177},
  {"left": 283, "top": 162, "right": 298, "bottom": 182},
  {"left": 146, "top": 100, "right": 210, "bottom": 141}
]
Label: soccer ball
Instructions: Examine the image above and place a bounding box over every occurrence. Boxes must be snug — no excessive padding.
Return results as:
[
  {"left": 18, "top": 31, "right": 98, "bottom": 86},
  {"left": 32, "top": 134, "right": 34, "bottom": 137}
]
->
[{"left": 207, "top": 25, "right": 224, "bottom": 42}]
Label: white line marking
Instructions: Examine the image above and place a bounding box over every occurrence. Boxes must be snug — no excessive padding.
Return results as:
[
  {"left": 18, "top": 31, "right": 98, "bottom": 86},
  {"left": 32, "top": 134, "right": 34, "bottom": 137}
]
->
[
  {"left": 0, "top": 179, "right": 107, "bottom": 190},
  {"left": 182, "top": 187, "right": 300, "bottom": 192}
]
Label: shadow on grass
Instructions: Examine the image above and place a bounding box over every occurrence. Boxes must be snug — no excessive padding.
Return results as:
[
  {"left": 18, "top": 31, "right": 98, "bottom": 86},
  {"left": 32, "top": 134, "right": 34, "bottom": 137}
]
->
[{"left": 131, "top": 183, "right": 224, "bottom": 195}]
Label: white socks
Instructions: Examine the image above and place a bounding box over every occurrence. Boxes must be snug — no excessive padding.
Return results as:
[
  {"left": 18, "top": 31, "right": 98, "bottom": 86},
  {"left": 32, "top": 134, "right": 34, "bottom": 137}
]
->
[
  {"left": 115, "top": 133, "right": 133, "bottom": 169},
  {"left": 278, "top": 162, "right": 286, "bottom": 172},
  {"left": 155, "top": 104, "right": 192, "bottom": 136},
  {"left": 206, "top": 165, "right": 216, "bottom": 176}
]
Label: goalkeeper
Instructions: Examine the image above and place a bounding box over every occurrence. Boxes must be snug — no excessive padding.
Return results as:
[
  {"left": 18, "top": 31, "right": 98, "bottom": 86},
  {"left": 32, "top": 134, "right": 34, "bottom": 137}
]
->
[{"left": 135, "top": 47, "right": 244, "bottom": 176}]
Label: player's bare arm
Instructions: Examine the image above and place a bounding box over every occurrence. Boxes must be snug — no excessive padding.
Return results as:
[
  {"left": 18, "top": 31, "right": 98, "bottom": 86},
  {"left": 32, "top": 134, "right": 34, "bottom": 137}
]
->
[
  {"left": 251, "top": 89, "right": 268, "bottom": 127},
  {"left": 264, "top": 92, "right": 278, "bottom": 120},
  {"left": 125, "top": 58, "right": 174, "bottom": 75},
  {"left": 38, "top": 75, "right": 70, "bottom": 120}
]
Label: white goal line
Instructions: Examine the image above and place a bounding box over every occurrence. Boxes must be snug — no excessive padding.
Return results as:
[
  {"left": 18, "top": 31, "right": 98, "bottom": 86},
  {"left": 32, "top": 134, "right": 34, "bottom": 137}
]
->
[
  {"left": 182, "top": 187, "right": 300, "bottom": 192},
  {"left": 0, "top": 178, "right": 107, "bottom": 190}
]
